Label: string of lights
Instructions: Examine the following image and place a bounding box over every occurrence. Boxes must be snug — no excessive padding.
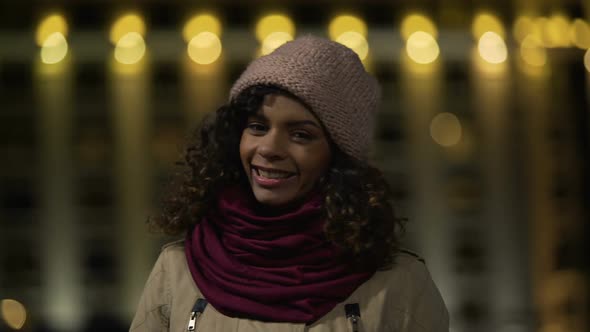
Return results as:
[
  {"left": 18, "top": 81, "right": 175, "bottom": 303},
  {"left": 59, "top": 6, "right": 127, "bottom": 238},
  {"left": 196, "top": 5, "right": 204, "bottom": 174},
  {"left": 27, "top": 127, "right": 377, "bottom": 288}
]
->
[{"left": 29, "top": 11, "right": 590, "bottom": 70}]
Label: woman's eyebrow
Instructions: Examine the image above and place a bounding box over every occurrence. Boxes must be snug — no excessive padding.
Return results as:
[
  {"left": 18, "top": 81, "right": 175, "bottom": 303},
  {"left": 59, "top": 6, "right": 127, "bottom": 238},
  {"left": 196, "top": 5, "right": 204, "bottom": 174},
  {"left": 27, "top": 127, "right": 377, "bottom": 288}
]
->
[
  {"left": 286, "top": 120, "right": 321, "bottom": 129},
  {"left": 249, "top": 113, "right": 267, "bottom": 121},
  {"left": 250, "top": 114, "right": 321, "bottom": 129}
]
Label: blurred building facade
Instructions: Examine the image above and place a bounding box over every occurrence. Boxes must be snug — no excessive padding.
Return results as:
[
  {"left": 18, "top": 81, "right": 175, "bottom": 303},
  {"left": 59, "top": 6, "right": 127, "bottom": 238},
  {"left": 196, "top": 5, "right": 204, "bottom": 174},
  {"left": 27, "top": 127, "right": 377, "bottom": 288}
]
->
[{"left": 0, "top": 1, "right": 588, "bottom": 331}]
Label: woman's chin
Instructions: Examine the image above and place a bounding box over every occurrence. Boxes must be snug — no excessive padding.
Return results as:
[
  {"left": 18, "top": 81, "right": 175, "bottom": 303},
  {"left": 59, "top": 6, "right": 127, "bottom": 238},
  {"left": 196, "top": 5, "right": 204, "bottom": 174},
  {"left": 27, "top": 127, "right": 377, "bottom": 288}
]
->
[{"left": 251, "top": 191, "right": 293, "bottom": 207}]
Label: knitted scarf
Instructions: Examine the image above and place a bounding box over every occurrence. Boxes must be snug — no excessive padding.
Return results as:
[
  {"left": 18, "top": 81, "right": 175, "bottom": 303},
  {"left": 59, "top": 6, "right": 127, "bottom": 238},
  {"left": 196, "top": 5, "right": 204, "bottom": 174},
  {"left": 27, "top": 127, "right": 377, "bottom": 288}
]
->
[{"left": 184, "top": 185, "right": 375, "bottom": 324}]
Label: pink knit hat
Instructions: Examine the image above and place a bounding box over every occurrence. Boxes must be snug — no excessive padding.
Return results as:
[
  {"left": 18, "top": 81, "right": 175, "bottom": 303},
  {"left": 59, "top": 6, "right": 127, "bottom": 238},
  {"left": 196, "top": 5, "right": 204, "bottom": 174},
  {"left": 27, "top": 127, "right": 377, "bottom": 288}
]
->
[{"left": 229, "top": 35, "right": 381, "bottom": 161}]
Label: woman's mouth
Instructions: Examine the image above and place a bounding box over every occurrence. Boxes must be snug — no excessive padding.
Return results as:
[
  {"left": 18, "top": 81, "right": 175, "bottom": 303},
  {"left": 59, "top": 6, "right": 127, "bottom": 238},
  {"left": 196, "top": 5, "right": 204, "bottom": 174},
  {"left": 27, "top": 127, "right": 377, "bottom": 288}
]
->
[{"left": 251, "top": 166, "right": 297, "bottom": 187}]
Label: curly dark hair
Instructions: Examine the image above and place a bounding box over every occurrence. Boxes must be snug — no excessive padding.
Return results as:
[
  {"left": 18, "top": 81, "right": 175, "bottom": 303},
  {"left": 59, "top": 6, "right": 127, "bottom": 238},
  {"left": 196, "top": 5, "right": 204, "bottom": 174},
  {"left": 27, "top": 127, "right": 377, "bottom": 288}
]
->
[{"left": 150, "top": 85, "right": 406, "bottom": 270}]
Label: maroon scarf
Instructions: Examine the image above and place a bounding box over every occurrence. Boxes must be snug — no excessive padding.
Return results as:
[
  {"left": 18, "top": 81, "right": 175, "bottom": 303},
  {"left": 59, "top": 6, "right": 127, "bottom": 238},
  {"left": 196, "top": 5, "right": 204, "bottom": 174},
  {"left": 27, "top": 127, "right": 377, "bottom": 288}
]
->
[{"left": 185, "top": 185, "right": 375, "bottom": 324}]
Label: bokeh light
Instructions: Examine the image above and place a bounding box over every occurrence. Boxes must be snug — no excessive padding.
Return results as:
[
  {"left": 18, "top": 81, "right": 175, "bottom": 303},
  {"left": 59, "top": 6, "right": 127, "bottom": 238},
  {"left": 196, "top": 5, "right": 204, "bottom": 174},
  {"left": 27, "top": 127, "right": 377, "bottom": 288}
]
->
[
  {"left": 1, "top": 299, "right": 27, "bottom": 330},
  {"left": 255, "top": 14, "right": 295, "bottom": 42},
  {"left": 335, "top": 31, "right": 369, "bottom": 60},
  {"left": 402, "top": 50, "right": 440, "bottom": 75},
  {"left": 183, "top": 14, "right": 221, "bottom": 43},
  {"left": 261, "top": 31, "right": 293, "bottom": 55},
  {"left": 110, "top": 13, "right": 146, "bottom": 45},
  {"left": 473, "top": 47, "right": 508, "bottom": 76},
  {"left": 40, "top": 32, "right": 68, "bottom": 64},
  {"left": 36, "top": 14, "right": 68, "bottom": 46},
  {"left": 472, "top": 13, "right": 505, "bottom": 40},
  {"left": 520, "top": 35, "right": 547, "bottom": 67},
  {"left": 569, "top": 19, "right": 590, "bottom": 49},
  {"left": 401, "top": 14, "right": 437, "bottom": 40},
  {"left": 543, "top": 14, "right": 570, "bottom": 47},
  {"left": 188, "top": 31, "right": 222, "bottom": 64},
  {"left": 532, "top": 17, "right": 550, "bottom": 47},
  {"left": 328, "top": 14, "right": 367, "bottom": 40},
  {"left": 478, "top": 32, "right": 507, "bottom": 64},
  {"left": 114, "top": 32, "right": 146, "bottom": 64},
  {"left": 513, "top": 16, "right": 535, "bottom": 43},
  {"left": 584, "top": 49, "right": 590, "bottom": 72},
  {"left": 430, "top": 113, "right": 462, "bottom": 147},
  {"left": 406, "top": 31, "right": 439, "bottom": 64}
]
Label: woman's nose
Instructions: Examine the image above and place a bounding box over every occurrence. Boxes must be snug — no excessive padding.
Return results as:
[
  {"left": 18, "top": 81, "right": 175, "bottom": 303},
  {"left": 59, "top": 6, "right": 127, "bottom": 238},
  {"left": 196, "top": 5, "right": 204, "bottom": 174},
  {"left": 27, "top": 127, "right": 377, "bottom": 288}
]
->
[{"left": 257, "top": 131, "right": 286, "bottom": 160}]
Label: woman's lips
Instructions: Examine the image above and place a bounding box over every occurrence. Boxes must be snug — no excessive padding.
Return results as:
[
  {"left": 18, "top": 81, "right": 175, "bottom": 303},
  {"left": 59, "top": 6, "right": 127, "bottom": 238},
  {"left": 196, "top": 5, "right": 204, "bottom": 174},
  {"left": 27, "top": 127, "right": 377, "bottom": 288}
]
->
[
  {"left": 251, "top": 168, "right": 297, "bottom": 188},
  {"left": 251, "top": 165, "right": 296, "bottom": 174}
]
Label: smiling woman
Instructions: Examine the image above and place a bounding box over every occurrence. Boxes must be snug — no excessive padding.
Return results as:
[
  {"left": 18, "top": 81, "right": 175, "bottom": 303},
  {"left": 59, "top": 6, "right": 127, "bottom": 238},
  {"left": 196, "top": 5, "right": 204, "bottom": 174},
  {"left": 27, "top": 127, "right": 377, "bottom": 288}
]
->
[
  {"left": 240, "top": 94, "right": 332, "bottom": 208},
  {"left": 131, "top": 36, "right": 449, "bottom": 331}
]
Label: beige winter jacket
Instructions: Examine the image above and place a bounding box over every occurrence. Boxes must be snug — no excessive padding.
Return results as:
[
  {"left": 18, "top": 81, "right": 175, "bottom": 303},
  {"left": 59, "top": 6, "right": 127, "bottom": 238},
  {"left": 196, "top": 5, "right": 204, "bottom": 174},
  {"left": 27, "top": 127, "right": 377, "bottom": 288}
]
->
[{"left": 130, "top": 241, "right": 449, "bottom": 331}]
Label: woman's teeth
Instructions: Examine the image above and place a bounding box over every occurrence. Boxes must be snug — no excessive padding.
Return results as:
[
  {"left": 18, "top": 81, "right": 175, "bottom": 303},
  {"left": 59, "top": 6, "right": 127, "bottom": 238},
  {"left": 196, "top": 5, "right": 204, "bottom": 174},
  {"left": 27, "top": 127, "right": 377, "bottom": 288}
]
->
[{"left": 256, "top": 168, "right": 293, "bottom": 179}]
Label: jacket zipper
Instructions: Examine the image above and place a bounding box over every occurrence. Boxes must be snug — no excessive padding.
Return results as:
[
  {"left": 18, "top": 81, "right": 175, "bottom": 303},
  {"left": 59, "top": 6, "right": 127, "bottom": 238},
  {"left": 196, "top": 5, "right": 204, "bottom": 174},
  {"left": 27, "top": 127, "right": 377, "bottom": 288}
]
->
[
  {"left": 187, "top": 298, "right": 208, "bottom": 332},
  {"left": 344, "top": 303, "right": 361, "bottom": 332}
]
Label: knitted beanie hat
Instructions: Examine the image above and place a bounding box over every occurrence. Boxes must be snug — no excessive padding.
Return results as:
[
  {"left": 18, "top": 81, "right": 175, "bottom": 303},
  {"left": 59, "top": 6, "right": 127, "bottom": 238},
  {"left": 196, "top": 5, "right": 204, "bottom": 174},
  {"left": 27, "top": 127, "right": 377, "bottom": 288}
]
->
[{"left": 229, "top": 35, "right": 381, "bottom": 161}]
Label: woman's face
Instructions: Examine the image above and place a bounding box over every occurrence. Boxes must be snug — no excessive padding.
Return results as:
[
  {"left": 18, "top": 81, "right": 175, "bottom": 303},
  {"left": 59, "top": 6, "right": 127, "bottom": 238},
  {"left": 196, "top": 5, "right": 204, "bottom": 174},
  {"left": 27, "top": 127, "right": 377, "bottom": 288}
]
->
[{"left": 240, "top": 94, "right": 332, "bottom": 207}]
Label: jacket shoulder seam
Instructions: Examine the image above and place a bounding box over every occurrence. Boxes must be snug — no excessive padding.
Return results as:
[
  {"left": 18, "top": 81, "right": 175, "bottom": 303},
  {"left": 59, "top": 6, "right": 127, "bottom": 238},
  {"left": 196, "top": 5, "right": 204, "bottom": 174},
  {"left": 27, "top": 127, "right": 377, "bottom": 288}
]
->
[
  {"left": 378, "top": 249, "right": 426, "bottom": 271},
  {"left": 399, "top": 248, "right": 426, "bottom": 264},
  {"left": 161, "top": 239, "right": 185, "bottom": 251}
]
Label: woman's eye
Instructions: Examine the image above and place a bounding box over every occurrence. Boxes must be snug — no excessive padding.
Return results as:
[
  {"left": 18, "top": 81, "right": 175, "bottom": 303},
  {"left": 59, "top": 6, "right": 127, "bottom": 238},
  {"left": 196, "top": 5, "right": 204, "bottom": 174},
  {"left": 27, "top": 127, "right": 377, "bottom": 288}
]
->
[
  {"left": 247, "top": 123, "right": 267, "bottom": 133},
  {"left": 292, "top": 131, "right": 312, "bottom": 141}
]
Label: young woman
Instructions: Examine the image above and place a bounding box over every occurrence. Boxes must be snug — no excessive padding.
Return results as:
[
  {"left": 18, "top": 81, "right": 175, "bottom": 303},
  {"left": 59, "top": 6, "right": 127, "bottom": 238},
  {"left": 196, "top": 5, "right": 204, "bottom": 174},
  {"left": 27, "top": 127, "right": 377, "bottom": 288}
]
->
[{"left": 130, "top": 35, "right": 449, "bottom": 331}]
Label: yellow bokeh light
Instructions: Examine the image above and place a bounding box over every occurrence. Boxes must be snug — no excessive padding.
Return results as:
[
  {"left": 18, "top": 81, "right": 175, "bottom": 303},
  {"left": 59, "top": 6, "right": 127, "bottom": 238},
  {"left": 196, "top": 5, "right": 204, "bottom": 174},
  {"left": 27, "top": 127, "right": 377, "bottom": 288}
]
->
[
  {"left": 401, "top": 14, "right": 437, "bottom": 40},
  {"left": 114, "top": 32, "right": 146, "bottom": 64},
  {"left": 406, "top": 31, "right": 439, "bottom": 64},
  {"left": 543, "top": 14, "right": 570, "bottom": 47},
  {"left": 183, "top": 14, "right": 221, "bottom": 43},
  {"left": 261, "top": 31, "right": 293, "bottom": 55},
  {"left": 472, "top": 13, "right": 505, "bottom": 40},
  {"left": 527, "top": 18, "right": 545, "bottom": 42},
  {"left": 584, "top": 49, "right": 590, "bottom": 72},
  {"left": 255, "top": 14, "right": 295, "bottom": 42},
  {"left": 328, "top": 14, "right": 367, "bottom": 40},
  {"left": 520, "top": 35, "right": 546, "bottom": 67},
  {"left": 533, "top": 17, "right": 549, "bottom": 46},
  {"left": 517, "top": 58, "right": 549, "bottom": 77},
  {"left": 188, "top": 31, "right": 222, "bottom": 64},
  {"left": 36, "top": 14, "right": 68, "bottom": 46},
  {"left": 478, "top": 32, "right": 507, "bottom": 64},
  {"left": 569, "top": 19, "right": 590, "bottom": 49},
  {"left": 110, "top": 56, "right": 146, "bottom": 75},
  {"left": 110, "top": 13, "right": 146, "bottom": 45},
  {"left": 335, "top": 31, "right": 369, "bottom": 60},
  {"left": 513, "top": 16, "right": 535, "bottom": 43},
  {"left": 537, "top": 17, "right": 554, "bottom": 47},
  {"left": 430, "top": 113, "right": 462, "bottom": 147},
  {"left": 40, "top": 32, "right": 68, "bottom": 64},
  {"left": 1, "top": 299, "right": 27, "bottom": 330},
  {"left": 402, "top": 50, "right": 440, "bottom": 75},
  {"left": 473, "top": 47, "right": 508, "bottom": 76}
]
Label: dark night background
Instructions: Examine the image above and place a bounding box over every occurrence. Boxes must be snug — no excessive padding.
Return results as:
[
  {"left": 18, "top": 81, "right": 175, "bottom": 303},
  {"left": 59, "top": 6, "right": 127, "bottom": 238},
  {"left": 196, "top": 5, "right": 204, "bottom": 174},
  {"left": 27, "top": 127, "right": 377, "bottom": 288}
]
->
[{"left": 0, "top": 0, "right": 588, "bottom": 331}]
